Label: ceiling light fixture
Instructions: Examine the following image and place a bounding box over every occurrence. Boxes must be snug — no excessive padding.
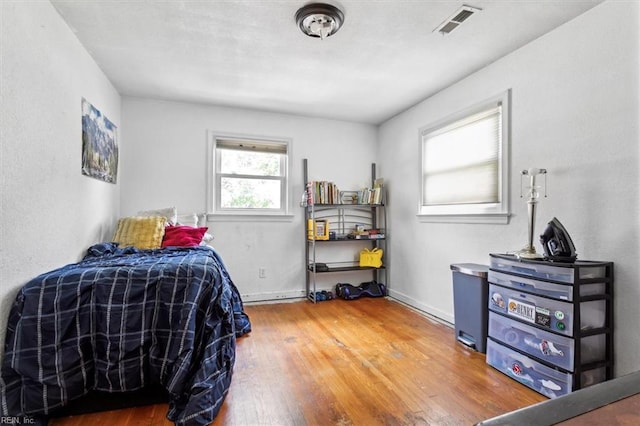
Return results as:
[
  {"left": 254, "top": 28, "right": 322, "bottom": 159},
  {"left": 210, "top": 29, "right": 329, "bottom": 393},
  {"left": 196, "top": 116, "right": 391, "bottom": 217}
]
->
[{"left": 295, "top": 3, "right": 345, "bottom": 40}]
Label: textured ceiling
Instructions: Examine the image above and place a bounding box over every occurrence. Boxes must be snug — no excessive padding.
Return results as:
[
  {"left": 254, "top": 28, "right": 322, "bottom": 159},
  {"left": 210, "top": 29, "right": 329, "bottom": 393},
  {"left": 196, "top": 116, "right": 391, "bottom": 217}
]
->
[{"left": 51, "top": 0, "right": 604, "bottom": 124}]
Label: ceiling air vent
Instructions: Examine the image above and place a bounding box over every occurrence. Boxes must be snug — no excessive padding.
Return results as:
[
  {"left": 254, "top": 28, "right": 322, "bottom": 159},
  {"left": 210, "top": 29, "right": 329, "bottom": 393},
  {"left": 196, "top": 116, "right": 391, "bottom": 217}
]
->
[{"left": 434, "top": 5, "right": 482, "bottom": 35}]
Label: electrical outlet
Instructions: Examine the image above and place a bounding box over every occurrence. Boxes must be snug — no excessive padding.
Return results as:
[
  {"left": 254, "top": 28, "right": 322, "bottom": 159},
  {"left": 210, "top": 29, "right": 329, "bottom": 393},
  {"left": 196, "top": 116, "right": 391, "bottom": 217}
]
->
[{"left": 258, "top": 268, "right": 266, "bottom": 278}]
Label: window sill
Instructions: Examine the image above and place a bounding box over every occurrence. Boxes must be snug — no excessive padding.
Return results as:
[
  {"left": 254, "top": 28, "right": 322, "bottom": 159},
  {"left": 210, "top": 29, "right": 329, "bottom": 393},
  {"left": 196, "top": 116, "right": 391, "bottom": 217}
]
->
[
  {"left": 417, "top": 213, "right": 511, "bottom": 224},
  {"left": 206, "top": 213, "right": 295, "bottom": 223}
]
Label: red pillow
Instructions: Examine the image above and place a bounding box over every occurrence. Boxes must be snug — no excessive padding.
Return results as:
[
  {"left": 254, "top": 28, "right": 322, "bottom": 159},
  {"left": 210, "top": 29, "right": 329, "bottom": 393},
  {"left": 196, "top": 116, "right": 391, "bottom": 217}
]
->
[{"left": 162, "top": 226, "right": 208, "bottom": 248}]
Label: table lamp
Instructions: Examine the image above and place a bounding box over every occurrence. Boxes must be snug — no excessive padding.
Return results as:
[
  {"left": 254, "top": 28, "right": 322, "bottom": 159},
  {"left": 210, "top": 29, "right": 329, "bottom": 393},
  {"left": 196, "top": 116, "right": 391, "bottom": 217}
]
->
[{"left": 516, "top": 167, "right": 547, "bottom": 259}]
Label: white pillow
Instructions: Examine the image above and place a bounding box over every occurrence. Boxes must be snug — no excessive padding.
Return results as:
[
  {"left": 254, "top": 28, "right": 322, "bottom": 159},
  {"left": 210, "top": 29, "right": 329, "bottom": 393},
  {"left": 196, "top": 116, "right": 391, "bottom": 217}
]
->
[
  {"left": 138, "top": 207, "right": 178, "bottom": 225},
  {"left": 176, "top": 213, "right": 198, "bottom": 227},
  {"left": 197, "top": 213, "right": 207, "bottom": 227},
  {"left": 176, "top": 212, "right": 213, "bottom": 243}
]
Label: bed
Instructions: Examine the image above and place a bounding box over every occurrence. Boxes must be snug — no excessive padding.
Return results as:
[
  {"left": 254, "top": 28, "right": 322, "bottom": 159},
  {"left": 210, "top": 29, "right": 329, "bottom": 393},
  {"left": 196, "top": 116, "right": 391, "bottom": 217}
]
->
[{"left": 0, "top": 218, "right": 251, "bottom": 426}]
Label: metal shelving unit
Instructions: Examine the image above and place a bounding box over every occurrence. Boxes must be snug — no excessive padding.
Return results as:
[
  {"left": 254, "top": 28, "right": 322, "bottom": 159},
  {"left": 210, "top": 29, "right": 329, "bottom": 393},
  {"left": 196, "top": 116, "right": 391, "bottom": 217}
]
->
[{"left": 303, "top": 159, "right": 387, "bottom": 302}]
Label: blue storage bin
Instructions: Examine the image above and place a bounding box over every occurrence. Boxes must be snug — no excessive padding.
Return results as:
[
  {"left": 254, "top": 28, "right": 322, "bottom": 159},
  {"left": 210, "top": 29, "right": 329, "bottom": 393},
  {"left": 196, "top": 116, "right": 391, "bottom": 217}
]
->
[
  {"left": 488, "top": 283, "right": 606, "bottom": 337},
  {"left": 486, "top": 338, "right": 572, "bottom": 398},
  {"left": 490, "top": 256, "right": 607, "bottom": 284},
  {"left": 488, "top": 270, "right": 606, "bottom": 302},
  {"left": 489, "top": 312, "right": 574, "bottom": 371}
]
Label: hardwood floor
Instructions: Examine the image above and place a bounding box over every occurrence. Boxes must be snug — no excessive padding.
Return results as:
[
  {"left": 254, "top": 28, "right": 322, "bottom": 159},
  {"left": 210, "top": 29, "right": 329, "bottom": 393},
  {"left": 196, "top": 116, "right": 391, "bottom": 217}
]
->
[{"left": 49, "top": 298, "right": 545, "bottom": 425}]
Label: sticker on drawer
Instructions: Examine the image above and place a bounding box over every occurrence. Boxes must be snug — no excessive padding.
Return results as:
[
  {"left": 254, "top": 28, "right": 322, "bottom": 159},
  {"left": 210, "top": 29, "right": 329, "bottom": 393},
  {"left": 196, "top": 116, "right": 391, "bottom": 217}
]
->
[
  {"left": 535, "top": 307, "right": 552, "bottom": 328},
  {"left": 508, "top": 298, "right": 552, "bottom": 328},
  {"left": 508, "top": 298, "right": 536, "bottom": 323}
]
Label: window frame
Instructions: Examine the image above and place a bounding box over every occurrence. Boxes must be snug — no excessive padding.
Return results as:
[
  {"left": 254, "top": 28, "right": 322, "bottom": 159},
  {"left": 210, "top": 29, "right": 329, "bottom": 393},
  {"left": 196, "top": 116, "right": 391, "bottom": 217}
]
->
[
  {"left": 207, "top": 131, "right": 292, "bottom": 220},
  {"left": 418, "top": 90, "right": 511, "bottom": 224}
]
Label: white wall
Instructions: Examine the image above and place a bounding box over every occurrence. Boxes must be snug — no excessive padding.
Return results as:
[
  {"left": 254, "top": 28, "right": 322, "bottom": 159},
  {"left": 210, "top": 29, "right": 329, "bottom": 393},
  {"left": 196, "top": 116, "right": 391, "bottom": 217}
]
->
[
  {"left": 0, "top": 2, "right": 121, "bottom": 351},
  {"left": 378, "top": 1, "right": 639, "bottom": 376},
  {"left": 121, "top": 98, "right": 378, "bottom": 301}
]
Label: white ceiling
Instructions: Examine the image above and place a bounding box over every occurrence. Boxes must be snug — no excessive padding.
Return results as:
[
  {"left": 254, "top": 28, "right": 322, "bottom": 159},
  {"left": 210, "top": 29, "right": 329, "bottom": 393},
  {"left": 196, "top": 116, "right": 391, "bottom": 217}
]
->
[{"left": 51, "top": 0, "right": 604, "bottom": 124}]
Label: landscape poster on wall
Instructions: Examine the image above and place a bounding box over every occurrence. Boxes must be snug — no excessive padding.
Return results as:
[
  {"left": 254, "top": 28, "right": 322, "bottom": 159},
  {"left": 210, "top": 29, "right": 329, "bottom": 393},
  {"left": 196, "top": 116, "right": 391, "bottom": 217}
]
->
[{"left": 81, "top": 98, "right": 118, "bottom": 183}]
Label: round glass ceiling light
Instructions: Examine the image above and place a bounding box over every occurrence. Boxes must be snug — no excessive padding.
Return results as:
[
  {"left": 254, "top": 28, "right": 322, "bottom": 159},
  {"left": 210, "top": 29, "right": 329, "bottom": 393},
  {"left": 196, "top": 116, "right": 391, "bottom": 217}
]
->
[{"left": 295, "top": 3, "right": 345, "bottom": 39}]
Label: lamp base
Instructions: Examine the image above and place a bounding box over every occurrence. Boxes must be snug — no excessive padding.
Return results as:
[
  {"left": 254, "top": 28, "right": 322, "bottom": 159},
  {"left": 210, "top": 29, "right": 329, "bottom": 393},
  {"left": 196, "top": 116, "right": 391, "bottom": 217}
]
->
[{"left": 515, "top": 246, "right": 544, "bottom": 260}]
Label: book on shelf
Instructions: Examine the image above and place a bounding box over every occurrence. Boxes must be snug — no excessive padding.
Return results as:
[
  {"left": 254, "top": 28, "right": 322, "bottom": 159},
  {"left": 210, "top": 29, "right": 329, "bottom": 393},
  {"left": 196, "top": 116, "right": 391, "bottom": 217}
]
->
[
  {"left": 373, "top": 178, "right": 384, "bottom": 205},
  {"left": 349, "top": 228, "right": 385, "bottom": 239},
  {"left": 305, "top": 181, "right": 340, "bottom": 205},
  {"left": 356, "top": 178, "right": 384, "bottom": 205},
  {"left": 304, "top": 178, "right": 384, "bottom": 206},
  {"left": 352, "top": 233, "right": 385, "bottom": 240}
]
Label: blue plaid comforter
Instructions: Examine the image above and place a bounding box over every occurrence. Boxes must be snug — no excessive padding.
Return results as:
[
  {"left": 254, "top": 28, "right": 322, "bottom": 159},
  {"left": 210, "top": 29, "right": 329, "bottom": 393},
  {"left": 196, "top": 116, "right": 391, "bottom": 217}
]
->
[{"left": 0, "top": 243, "right": 251, "bottom": 425}]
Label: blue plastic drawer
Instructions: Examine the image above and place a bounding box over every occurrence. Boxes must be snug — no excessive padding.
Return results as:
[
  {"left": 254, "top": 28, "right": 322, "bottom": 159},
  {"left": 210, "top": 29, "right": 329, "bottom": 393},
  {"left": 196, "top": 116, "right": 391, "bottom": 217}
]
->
[
  {"left": 490, "top": 256, "right": 606, "bottom": 284},
  {"left": 486, "top": 338, "right": 572, "bottom": 398},
  {"left": 489, "top": 283, "right": 574, "bottom": 336},
  {"left": 488, "top": 312, "right": 606, "bottom": 372},
  {"left": 489, "top": 312, "right": 574, "bottom": 371},
  {"left": 489, "top": 284, "right": 606, "bottom": 337},
  {"left": 488, "top": 271, "right": 606, "bottom": 301}
]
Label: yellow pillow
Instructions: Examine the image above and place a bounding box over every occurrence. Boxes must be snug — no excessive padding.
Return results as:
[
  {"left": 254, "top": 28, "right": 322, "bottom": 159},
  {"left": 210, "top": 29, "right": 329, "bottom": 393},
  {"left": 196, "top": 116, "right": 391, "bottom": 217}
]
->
[{"left": 112, "top": 216, "right": 167, "bottom": 249}]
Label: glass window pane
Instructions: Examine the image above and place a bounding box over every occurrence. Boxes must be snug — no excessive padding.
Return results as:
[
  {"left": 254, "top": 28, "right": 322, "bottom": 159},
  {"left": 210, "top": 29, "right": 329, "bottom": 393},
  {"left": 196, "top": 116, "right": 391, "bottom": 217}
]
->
[
  {"left": 220, "top": 177, "right": 281, "bottom": 209},
  {"left": 219, "top": 149, "right": 282, "bottom": 177}
]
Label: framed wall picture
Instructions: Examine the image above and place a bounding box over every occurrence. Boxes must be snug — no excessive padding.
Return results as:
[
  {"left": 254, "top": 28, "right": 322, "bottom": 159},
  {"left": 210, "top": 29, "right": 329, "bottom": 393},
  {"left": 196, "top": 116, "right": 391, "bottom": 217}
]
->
[{"left": 81, "top": 98, "right": 118, "bottom": 183}]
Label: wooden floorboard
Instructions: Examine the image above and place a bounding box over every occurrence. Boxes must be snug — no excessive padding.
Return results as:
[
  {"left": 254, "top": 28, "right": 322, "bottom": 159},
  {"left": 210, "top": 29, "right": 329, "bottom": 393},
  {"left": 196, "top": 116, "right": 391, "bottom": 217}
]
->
[{"left": 49, "top": 298, "right": 546, "bottom": 425}]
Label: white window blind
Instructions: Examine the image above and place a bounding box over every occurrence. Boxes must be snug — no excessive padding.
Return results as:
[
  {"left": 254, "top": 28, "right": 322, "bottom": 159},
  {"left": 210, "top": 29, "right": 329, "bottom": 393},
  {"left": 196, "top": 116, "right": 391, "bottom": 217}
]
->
[
  {"left": 422, "top": 105, "right": 501, "bottom": 206},
  {"left": 418, "top": 90, "right": 510, "bottom": 224},
  {"left": 216, "top": 139, "right": 288, "bottom": 154}
]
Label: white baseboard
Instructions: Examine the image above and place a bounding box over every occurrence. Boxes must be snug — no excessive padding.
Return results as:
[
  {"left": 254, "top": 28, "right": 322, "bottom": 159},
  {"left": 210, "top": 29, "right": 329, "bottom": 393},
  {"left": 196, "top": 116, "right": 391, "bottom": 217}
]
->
[
  {"left": 241, "top": 289, "right": 306, "bottom": 303},
  {"left": 387, "top": 288, "right": 455, "bottom": 325},
  {"left": 241, "top": 288, "right": 455, "bottom": 328}
]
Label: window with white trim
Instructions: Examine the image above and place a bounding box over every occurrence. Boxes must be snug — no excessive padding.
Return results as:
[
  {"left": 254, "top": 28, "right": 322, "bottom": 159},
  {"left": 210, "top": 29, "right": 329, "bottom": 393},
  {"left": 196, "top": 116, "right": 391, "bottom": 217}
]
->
[
  {"left": 419, "top": 91, "right": 510, "bottom": 223},
  {"left": 208, "top": 134, "right": 290, "bottom": 215}
]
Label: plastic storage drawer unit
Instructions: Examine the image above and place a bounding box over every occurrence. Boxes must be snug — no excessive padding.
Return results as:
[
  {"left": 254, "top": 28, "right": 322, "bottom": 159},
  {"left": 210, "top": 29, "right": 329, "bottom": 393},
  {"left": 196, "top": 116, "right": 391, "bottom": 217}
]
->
[
  {"left": 489, "top": 311, "right": 574, "bottom": 371},
  {"left": 488, "top": 283, "right": 607, "bottom": 337},
  {"left": 488, "top": 270, "right": 606, "bottom": 301},
  {"left": 487, "top": 253, "right": 614, "bottom": 397},
  {"left": 490, "top": 255, "right": 608, "bottom": 284},
  {"left": 486, "top": 339, "right": 572, "bottom": 398},
  {"left": 488, "top": 312, "right": 606, "bottom": 371}
]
